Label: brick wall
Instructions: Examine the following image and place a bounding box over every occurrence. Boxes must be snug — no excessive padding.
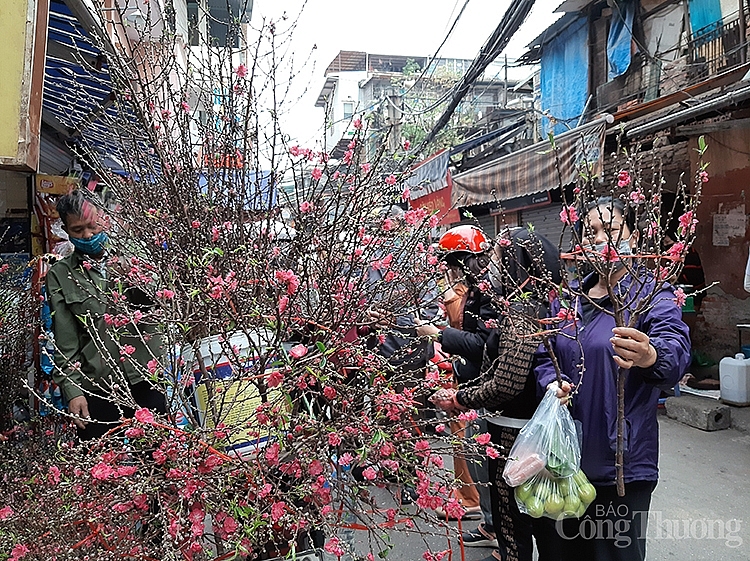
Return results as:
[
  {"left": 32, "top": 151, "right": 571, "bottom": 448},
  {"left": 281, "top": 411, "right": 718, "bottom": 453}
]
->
[
  {"left": 601, "top": 131, "right": 750, "bottom": 361},
  {"left": 602, "top": 136, "right": 689, "bottom": 184},
  {"left": 690, "top": 129, "right": 750, "bottom": 361},
  {"left": 693, "top": 292, "right": 750, "bottom": 361}
]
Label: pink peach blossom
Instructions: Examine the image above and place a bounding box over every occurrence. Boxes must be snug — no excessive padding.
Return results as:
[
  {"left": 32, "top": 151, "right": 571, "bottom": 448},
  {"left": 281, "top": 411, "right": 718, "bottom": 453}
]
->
[
  {"left": 362, "top": 466, "right": 378, "bottom": 480},
  {"left": 673, "top": 287, "right": 687, "bottom": 308},
  {"left": 289, "top": 344, "right": 308, "bottom": 359},
  {"left": 134, "top": 408, "right": 155, "bottom": 424},
  {"left": 559, "top": 205, "right": 579, "bottom": 225}
]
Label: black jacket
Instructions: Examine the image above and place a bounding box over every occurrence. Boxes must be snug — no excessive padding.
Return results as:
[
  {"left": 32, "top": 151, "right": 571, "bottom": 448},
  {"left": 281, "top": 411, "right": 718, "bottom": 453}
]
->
[{"left": 440, "top": 284, "right": 497, "bottom": 382}]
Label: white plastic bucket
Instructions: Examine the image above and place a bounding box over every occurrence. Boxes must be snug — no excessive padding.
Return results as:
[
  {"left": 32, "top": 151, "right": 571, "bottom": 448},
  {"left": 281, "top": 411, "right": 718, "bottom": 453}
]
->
[{"left": 719, "top": 353, "right": 750, "bottom": 407}]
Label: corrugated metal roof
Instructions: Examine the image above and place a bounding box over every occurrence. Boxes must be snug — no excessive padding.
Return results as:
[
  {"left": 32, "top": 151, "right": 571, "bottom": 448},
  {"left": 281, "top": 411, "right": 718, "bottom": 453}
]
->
[{"left": 43, "top": 0, "right": 114, "bottom": 154}]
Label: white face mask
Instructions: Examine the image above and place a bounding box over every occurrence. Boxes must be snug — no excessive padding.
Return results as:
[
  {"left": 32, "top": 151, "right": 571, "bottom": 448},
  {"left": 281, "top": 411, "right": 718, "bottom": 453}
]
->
[{"left": 592, "top": 237, "right": 633, "bottom": 271}]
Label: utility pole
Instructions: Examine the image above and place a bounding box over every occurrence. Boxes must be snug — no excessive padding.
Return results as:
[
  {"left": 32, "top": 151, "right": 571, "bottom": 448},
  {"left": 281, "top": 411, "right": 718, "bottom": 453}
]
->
[
  {"left": 386, "top": 91, "right": 402, "bottom": 153},
  {"left": 503, "top": 54, "right": 508, "bottom": 108}
]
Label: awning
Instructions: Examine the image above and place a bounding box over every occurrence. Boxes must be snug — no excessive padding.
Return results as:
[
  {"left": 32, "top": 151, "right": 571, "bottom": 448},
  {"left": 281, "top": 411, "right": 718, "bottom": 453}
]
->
[
  {"left": 451, "top": 116, "right": 610, "bottom": 207},
  {"left": 625, "top": 82, "right": 750, "bottom": 138},
  {"left": 405, "top": 150, "right": 451, "bottom": 200},
  {"left": 44, "top": 2, "right": 112, "bottom": 137},
  {"left": 43, "top": 0, "right": 124, "bottom": 163}
]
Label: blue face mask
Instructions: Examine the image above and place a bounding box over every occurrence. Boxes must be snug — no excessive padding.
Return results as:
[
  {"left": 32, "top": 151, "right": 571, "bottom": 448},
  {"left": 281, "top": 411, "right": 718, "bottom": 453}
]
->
[{"left": 70, "top": 232, "right": 109, "bottom": 256}]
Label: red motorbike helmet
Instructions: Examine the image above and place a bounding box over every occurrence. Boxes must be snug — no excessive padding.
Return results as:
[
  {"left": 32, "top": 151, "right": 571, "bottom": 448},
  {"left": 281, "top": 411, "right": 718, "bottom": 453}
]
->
[{"left": 438, "top": 225, "right": 490, "bottom": 254}]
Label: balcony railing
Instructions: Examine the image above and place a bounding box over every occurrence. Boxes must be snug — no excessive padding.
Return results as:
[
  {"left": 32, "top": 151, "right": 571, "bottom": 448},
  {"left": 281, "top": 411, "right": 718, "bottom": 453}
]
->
[
  {"left": 596, "top": 9, "right": 749, "bottom": 113},
  {"left": 686, "top": 10, "right": 749, "bottom": 81}
]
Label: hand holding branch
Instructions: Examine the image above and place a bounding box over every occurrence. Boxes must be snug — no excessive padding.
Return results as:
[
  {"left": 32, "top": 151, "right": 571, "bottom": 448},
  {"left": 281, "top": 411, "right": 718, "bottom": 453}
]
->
[
  {"left": 415, "top": 320, "right": 440, "bottom": 337},
  {"left": 610, "top": 327, "right": 657, "bottom": 370},
  {"left": 429, "top": 388, "right": 465, "bottom": 414},
  {"left": 68, "top": 395, "right": 91, "bottom": 429},
  {"left": 546, "top": 380, "right": 573, "bottom": 405}
]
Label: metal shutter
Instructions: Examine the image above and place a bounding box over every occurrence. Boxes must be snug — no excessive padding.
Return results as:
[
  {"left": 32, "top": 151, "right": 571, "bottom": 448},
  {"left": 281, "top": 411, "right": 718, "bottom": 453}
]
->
[
  {"left": 520, "top": 204, "right": 567, "bottom": 247},
  {"left": 476, "top": 212, "right": 496, "bottom": 238},
  {"left": 39, "top": 134, "right": 73, "bottom": 175}
]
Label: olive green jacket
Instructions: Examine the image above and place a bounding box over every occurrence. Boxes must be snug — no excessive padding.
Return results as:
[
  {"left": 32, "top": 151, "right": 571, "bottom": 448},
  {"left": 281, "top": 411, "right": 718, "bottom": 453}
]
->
[{"left": 46, "top": 250, "right": 163, "bottom": 402}]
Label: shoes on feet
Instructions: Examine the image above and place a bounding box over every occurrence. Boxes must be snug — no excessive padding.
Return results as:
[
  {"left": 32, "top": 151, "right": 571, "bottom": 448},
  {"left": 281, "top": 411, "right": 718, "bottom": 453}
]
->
[
  {"left": 400, "top": 486, "right": 418, "bottom": 505},
  {"left": 461, "top": 524, "right": 498, "bottom": 548}
]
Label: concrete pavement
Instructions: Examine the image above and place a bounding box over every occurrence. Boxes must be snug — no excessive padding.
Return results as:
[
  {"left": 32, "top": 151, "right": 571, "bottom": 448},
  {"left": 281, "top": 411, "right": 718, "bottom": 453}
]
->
[
  {"left": 343, "top": 413, "right": 750, "bottom": 561},
  {"left": 648, "top": 413, "right": 750, "bottom": 560}
]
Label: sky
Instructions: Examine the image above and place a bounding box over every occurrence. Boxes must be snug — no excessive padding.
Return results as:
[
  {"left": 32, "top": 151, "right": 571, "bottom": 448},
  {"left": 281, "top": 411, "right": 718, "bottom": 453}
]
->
[{"left": 252, "top": 0, "right": 563, "bottom": 146}]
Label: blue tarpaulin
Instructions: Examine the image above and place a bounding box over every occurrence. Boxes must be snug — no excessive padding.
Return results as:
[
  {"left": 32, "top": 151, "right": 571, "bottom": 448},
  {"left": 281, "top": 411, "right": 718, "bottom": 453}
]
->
[
  {"left": 540, "top": 17, "right": 589, "bottom": 135},
  {"left": 688, "top": 0, "right": 722, "bottom": 38},
  {"left": 198, "top": 170, "right": 276, "bottom": 210},
  {"left": 608, "top": 0, "right": 636, "bottom": 80}
]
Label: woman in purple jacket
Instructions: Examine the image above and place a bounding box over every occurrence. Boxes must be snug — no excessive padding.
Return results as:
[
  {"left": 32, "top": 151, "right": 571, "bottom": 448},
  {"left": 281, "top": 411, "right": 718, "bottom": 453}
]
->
[{"left": 535, "top": 197, "right": 691, "bottom": 561}]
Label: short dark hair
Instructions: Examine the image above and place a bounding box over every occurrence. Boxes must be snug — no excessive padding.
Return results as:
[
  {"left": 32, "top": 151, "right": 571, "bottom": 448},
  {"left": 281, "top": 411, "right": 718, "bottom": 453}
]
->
[
  {"left": 584, "top": 196, "right": 636, "bottom": 234},
  {"left": 56, "top": 189, "right": 102, "bottom": 227}
]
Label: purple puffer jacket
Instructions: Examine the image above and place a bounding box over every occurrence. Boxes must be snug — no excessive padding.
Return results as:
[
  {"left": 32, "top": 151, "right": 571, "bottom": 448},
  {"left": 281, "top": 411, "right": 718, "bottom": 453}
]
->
[{"left": 535, "top": 272, "right": 691, "bottom": 486}]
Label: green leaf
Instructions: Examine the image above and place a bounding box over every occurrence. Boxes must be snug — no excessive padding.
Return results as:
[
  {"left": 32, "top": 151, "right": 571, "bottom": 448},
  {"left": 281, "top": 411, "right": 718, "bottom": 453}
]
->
[
  {"left": 698, "top": 135, "right": 706, "bottom": 153},
  {"left": 315, "top": 341, "right": 326, "bottom": 353}
]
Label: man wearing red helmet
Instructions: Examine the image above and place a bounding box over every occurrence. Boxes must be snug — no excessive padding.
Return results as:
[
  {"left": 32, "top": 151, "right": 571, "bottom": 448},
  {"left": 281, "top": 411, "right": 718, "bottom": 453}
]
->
[
  {"left": 417, "top": 225, "right": 496, "bottom": 382},
  {"left": 427, "top": 226, "right": 565, "bottom": 561},
  {"left": 417, "top": 224, "right": 499, "bottom": 546}
]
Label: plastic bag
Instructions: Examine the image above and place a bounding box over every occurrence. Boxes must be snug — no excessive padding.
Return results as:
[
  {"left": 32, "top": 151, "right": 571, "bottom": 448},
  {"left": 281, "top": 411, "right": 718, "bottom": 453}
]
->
[
  {"left": 503, "top": 386, "right": 580, "bottom": 487},
  {"left": 514, "top": 468, "right": 597, "bottom": 519}
]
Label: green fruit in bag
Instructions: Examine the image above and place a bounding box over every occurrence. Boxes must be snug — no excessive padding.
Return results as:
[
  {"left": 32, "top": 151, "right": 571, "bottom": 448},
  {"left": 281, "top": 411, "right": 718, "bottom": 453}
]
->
[
  {"left": 544, "top": 493, "right": 564, "bottom": 516},
  {"left": 534, "top": 480, "right": 551, "bottom": 501},
  {"left": 572, "top": 469, "right": 589, "bottom": 487},
  {"left": 557, "top": 477, "right": 572, "bottom": 495},
  {"left": 516, "top": 480, "right": 534, "bottom": 502},
  {"left": 578, "top": 483, "right": 596, "bottom": 504},
  {"left": 525, "top": 496, "right": 544, "bottom": 518},
  {"left": 563, "top": 495, "right": 581, "bottom": 516}
]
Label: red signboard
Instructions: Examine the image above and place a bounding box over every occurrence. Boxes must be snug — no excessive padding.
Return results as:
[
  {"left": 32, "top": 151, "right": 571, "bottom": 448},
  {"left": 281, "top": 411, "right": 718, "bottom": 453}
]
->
[{"left": 411, "top": 174, "right": 460, "bottom": 226}]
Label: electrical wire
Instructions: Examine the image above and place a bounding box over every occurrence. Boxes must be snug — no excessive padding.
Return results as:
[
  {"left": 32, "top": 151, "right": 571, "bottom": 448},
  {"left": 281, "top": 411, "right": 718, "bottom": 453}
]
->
[
  {"left": 400, "top": 0, "right": 473, "bottom": 101},
  {"left": 416, "top": 0, "right": 538, "bottom": 153},
  {"left": 395, "top": 0, "right": 474, "bottom": 116}
]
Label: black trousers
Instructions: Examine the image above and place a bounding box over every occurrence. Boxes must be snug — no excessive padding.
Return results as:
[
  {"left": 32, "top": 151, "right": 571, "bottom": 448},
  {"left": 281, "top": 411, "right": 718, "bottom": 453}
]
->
[
  {"left": 554, "top": 480, "right": 657, "bottom": 561},
  {"left": 77, "top": 381, "right": 167, "bottom": 441},
  {"left": 487, "top": 422, "right": 563, "bottom": 561}
]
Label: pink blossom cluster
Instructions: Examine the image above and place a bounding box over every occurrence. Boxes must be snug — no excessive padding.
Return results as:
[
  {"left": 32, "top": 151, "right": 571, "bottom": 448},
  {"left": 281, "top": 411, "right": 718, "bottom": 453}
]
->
[{"left": 274, "top": 269, "right": 300, "bottom": 295}]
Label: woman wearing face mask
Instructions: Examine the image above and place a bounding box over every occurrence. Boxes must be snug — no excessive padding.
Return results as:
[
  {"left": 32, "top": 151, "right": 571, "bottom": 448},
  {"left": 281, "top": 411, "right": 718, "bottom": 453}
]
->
[{"left": 535, "top": 197, "right": 691, "bottom": 561}]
